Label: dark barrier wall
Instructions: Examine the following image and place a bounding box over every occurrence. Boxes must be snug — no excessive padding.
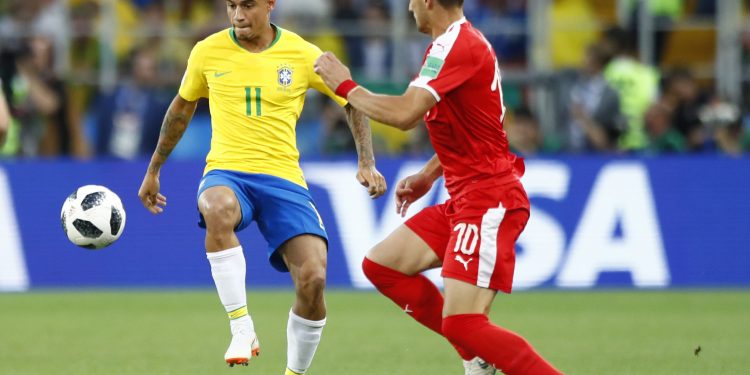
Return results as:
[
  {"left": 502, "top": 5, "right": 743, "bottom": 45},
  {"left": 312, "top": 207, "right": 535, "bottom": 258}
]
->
[{"left": 0, "top": 157, "right": 748, "bottom": 291}]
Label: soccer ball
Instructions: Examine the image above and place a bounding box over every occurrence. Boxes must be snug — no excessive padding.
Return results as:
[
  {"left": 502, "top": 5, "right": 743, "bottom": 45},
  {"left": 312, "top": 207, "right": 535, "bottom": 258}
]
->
[{"left": 60, "top": 185, "right": 126, "bottom": 249}]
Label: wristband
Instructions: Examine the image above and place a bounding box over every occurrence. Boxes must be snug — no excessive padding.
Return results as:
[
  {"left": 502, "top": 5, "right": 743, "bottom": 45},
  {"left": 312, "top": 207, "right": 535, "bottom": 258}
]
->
[{"left": 335, "top": 79, "right": 359, "bottom": 98}]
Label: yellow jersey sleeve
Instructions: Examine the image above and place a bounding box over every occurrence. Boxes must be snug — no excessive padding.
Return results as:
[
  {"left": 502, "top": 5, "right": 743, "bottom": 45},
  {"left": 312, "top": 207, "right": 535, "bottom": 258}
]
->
[
  {"left": 306, "top": 45, "right": 348, "bottom": 107},
  {"left": 179, "top": 42, "right": 209, "bottom": 101}
]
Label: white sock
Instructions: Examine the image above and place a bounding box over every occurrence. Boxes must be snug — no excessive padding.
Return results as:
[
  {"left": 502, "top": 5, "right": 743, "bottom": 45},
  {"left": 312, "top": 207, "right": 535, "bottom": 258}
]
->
[
  {"left": 286, "top": 309, "right": 326, "bottom": 374},
  {"left": 207, "top": 246, "right": 253, "bottom": 332}
]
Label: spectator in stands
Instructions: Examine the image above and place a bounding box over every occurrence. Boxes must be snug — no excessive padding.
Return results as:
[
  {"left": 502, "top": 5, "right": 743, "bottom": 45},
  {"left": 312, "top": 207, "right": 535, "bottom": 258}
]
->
[
  {"left": 700, "top": 100, "right": 749, "bottom": 155},
  {"left": 626, "top": 0, "right": 683, "bottom": 64},
  {"left": 66, "top": 0, "right": 163, "bottom": 131},
  {"left": 471, "top": 0, "right": 527, "bottom": 66},
  {"left": 658, "top": 67, "right": 708, "bottom": 151},
  {"left": 600, "top": 26, "right": 659, "bottom": 152},
  {"left": 137, "top": 0, "right": 191, "bottom": 86},
  {"left": 360, "top": 1, "right": 392, "bottom": 81},
  {"left": 332, "top": 0, "right": 362, "bottom": 71},
  {"left": 67, "top": 0, "right": 100, "bottom": 138},
  {"left": 564, "top": 44, "right": 626, "bottom": 153},
  {"left": 506, "top": 107, "right": 557, "bottom": 156},
  {"left": 644, "top": 101, "right": 685, "bottom": 154},
  {"left": 94, "top": 46, "right": 170, "bottom": 159},
  {"left": 28, "top": 36, "right": 88, "bottom": 157},
  {"left": 1, "top": 36, "right": 85, "bottom": 157},
  {"left": 0, "top": 0, "right": 66, "bottom": 68},
  {"left": 0, "top": 0, "right": 45, "bottom": 46}
]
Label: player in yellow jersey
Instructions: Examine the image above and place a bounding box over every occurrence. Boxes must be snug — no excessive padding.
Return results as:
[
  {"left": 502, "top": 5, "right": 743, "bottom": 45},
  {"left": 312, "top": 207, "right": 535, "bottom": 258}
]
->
[{"left": 137, "top": 1, "right": 387, "bottom": 373}]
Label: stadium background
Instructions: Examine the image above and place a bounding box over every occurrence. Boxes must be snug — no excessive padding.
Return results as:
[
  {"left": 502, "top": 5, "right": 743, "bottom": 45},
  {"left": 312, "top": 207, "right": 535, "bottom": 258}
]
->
[{"left": 1, "top": 1, "right": 749, "bottom": 374}]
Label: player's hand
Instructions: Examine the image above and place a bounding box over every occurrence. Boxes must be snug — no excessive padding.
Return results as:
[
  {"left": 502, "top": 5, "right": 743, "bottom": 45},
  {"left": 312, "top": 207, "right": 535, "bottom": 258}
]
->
[
  {"left": 395, "top": 173, "right": 434, "bottom": 217},
  {"left": 356, "top": 160, "right": 387, "bottom": 199},
  {"left": 313, "top": 52, "right": 352, "bottom": 92},
  {"left": 138, "top": 172, "right": 167, "bottom": 214}
]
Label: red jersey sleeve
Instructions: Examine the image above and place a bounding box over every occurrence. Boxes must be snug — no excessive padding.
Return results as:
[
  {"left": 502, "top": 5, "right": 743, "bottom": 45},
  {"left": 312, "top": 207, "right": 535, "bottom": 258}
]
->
[{"left": 409, "top": 22, "right": 480, "bottom": 102}]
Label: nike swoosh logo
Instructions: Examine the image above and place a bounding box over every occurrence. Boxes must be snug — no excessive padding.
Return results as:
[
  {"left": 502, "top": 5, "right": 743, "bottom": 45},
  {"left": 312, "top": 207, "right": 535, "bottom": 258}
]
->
[{"left": 214, "top": 71, "right": 231, "bottom": 78}]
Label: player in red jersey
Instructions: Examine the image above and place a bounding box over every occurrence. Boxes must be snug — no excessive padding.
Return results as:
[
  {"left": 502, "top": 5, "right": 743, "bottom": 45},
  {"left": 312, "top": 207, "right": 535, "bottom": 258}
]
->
[{"left": 314, "top": 0, "right": 562, "bottom": 374}]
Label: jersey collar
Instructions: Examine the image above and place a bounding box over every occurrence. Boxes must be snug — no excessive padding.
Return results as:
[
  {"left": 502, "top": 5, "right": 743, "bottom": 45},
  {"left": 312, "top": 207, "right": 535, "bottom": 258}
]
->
[
  {"left": 438, "top": 17, "right": 467, "bottom": 38},
  {"left": 449, "top": 17, "right": 467, "bottom": 30},
  {"left": 229, "top": 23, "right": 282, "bottom": 53}
]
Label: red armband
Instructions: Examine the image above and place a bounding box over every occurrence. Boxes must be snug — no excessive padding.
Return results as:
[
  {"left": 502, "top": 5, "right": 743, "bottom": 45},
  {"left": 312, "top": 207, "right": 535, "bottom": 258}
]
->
[{"left": 335, "top": 79, "right": 359, "bottom": 99}]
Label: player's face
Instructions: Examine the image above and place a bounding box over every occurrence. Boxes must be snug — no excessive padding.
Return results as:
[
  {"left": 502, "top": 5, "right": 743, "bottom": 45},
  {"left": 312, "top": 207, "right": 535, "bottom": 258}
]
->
[
  {"left": 226, "top": 0, "right": 275, "bottom": 41},
  {"left": 408, "top": 0, "right": 430, "bottom": 34}
]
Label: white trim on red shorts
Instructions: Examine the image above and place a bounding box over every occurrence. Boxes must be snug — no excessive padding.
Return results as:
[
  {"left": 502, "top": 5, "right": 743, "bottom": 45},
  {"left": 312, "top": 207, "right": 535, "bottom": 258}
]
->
[{"left": 477, "top": 203, "right": 507, "bottom": 288}]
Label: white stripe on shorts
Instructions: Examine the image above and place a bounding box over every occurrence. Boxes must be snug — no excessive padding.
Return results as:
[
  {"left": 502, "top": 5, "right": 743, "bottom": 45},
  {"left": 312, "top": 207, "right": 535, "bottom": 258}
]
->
[{"left": 477, "top": 203, "right": 507, "bottom": 288}]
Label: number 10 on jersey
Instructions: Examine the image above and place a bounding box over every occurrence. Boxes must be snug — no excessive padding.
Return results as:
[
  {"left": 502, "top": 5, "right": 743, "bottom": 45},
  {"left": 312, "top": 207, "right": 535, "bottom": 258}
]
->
[{"left": 245, "top": 87, "right": 262, "bottom": 116}]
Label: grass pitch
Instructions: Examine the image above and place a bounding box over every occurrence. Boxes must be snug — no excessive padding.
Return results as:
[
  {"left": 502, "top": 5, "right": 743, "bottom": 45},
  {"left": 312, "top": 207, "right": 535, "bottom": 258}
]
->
[{"left": 0, "top": 290, "right": 748, "bottom": 374}]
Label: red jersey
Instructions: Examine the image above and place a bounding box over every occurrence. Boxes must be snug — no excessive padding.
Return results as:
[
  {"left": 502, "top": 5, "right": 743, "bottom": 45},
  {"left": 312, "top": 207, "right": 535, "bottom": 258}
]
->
[{"left": 409, "top": 18, "right": 522, "bottom": 198}]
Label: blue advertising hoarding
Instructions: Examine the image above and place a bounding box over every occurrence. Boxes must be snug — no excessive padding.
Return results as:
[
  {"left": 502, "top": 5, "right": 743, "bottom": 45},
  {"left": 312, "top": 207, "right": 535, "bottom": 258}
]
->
[{"left": 0, "top": 157, "right": 748, "bottom": 291}]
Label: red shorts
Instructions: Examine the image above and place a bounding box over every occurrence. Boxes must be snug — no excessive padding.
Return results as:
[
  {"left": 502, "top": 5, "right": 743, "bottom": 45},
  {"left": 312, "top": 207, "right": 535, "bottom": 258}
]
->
[{"left": 405, "top": 180, "right": 530, "bottom": 293}]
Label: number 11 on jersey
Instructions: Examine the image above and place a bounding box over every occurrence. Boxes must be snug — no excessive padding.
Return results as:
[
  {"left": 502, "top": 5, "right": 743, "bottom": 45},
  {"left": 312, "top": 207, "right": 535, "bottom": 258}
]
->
[{"left": 245, "top": 87, "right": 262, "bottom": 116}]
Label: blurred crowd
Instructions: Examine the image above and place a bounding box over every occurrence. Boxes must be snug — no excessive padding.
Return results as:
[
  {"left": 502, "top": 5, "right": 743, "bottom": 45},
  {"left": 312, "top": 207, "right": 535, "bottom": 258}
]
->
[{"left": 0, "top": 0, "right": 749, "bottom": 161}]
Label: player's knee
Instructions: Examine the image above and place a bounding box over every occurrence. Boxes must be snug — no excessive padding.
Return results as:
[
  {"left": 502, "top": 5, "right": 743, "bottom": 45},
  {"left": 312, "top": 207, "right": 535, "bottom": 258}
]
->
[
  {"left": 296, "top": 264, "right": 326, "bottom": 299},
  {"left": 200, "top": 195, "right": 239, "bottom": 231},
  {"left": 362, "top": 256, "right": 396, "bottom": 287},
  {"left": 365, "top": 240, "right": 387, "bottom": 263}
]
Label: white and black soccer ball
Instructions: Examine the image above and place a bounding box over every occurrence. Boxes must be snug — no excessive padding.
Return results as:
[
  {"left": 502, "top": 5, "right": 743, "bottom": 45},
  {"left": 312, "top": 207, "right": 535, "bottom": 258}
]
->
[{"left": 60, "top": 185, "right": 126, "bottom": 249}]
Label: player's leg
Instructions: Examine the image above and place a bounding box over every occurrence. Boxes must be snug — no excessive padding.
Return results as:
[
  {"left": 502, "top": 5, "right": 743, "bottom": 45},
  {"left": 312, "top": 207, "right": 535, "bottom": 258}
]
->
[
  {"left": 362, "top": 204, "right": 477, "bottom": 362},
  {"left": 278, "top": 234, "right": 328, "bottom": 375},
  {"left": 440, "top": 208, "right": 561, "bottom": 375},
  {"left": 442, "top": 279, "right": 560, "bottom": 375},
  {"left": 200, "top": 186, "right": 241, "bottom": 251},
  {"left": 363, "top": 224, "right": 444, "bottom": 335},
  {"left": 250, "top": 174, "right": 331, "bottom": 375},
  {"left": 198, "top": 177, "right": 259, "bottom": 366}
]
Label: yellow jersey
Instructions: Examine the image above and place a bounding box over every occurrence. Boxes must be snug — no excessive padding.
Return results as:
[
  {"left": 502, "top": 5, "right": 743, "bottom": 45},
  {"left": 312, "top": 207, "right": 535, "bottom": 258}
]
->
[{"left": 179, "top": 25, "right": 347, "bottom": 188}]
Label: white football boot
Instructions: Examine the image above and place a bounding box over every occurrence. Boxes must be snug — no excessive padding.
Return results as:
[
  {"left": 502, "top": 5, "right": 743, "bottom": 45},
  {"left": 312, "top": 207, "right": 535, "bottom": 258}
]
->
[
  {"left": 224, "top": 325, "right": 261, "bottom": 367},
  {"left": 463, "top": 357, "right": 497, "bottom": 375}
]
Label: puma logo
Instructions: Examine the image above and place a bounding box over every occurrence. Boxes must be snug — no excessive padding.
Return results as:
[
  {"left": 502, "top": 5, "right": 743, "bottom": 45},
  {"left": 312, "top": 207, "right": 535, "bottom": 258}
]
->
[{"left": 454, "top": 255, "right": 472, "bottom": 271}]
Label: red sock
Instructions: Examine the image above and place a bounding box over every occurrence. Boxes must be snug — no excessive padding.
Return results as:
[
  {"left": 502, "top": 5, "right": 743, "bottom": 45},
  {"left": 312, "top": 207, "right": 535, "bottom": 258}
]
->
[
  {"left": 442, "top": 314, "right": 562, "bottom": 375},
  {"left": 362, "top": 257, "right": 475, "bottom": 360}
]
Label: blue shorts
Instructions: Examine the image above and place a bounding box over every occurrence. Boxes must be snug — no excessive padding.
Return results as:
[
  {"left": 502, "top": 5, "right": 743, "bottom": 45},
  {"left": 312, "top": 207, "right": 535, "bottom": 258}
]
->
[{"left": 197, "top": 170, "right": 328, "bottom": 272}]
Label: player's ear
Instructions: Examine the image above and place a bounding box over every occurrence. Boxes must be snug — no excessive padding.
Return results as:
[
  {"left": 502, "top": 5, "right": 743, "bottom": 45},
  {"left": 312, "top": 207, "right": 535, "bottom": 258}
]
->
[
  {"left": 267, "top": 0, "right": 276, "bottom": 11},
  {"left": 424, "top": 0, "right": 434, "bottom": 11}
]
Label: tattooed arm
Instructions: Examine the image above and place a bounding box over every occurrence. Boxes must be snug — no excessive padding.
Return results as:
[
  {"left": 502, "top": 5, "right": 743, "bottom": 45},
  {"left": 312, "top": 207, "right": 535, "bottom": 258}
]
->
[
  {"left": 315, "top": 53, "right": 436, "bottom": 130},
  {"left": 344, "top": 104, "right": 387, "bottom": 198},
  {"left": 138, "top": 95, "right": 198, "bottom": 214}
]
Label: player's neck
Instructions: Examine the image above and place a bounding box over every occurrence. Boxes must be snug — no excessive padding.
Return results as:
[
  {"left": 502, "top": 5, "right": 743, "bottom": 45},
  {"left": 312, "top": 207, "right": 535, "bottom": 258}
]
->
[
  {"left": 430, "top": 9, "right": 465, "bottom": 39},
  {"left": 236, "top": 23, "right": 277, "bottom": 53}
]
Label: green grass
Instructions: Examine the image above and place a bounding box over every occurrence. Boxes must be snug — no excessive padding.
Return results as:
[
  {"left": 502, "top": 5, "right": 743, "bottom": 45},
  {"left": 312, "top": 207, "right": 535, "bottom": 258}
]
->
[{"left": 0, "top": 290, "right": 748, "bottom": 374}]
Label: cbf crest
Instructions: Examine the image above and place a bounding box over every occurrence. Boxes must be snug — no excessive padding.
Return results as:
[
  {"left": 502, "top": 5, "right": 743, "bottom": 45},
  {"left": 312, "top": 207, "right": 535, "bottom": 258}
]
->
[{"left": 277, "top": 64, "right": 293, "bottom": 88}]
